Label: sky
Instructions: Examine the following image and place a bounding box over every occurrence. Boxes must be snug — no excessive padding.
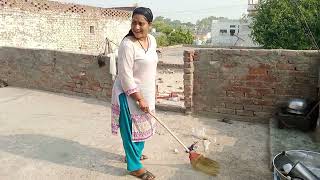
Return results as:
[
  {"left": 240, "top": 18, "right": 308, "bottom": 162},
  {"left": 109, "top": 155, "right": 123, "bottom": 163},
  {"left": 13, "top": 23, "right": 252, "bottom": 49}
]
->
[{"left": 53, "top": 0, "right": 249, "bottom": 23}]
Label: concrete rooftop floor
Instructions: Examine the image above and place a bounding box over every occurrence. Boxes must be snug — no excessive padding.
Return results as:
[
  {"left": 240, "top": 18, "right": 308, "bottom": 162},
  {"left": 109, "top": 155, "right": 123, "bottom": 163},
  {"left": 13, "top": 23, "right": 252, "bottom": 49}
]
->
[{"left": 0, "top": 87, "right": 271, "bottom": 180}]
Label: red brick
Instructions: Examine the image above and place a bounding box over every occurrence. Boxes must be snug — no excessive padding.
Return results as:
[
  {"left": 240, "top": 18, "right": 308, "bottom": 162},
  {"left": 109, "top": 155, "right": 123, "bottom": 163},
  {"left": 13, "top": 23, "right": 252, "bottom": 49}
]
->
[
  {"left": 226, "top": 91, "right": 245, "bottom": 97},
  {"left": 63, "top": 85, "right": 74, "bottom": 91},
  {"left": 91, "top": 85, "right": 102, "bottom": 91},
  {"left": 183, "top": 79, "right": 193, "bottom": 86},
  {"left": 276, "top": 63, "right": 295, "bottom": 70},
  {"left": 218, "top": 108, "right": 235, "bottom": 114},
  {"left": 248, "top": 66, "right": 268, "bottom": 75},
  {"left": 295, "top": 64, "right": 310, "bottom": 71},
  {"left": 245, "top": 92, "right": 262, "bottom": 99},
  {"left": 83, "top": 89, "right": 94, "bottom": 94},
  {"left": 194, "top": 52, "right": 200, "bottom": 61},
  {"left": 185, "top": 101, "right": 193, "bottom": 108},
  {"left": 288, "top": 71, "right": 307, "bottom": 77},
  {"left": 184, "top": 68, "right": 194, "bottom": 74},
  {"left": 275, "top": 89, "right": 297, "bottom": 96},
  {"left": 223, "top": 63, "right": 236, "bottom": 68},
  {"left": 255, "top": 88, "right": 274, "bottom": 96},
  {"left": 208, "top": 72, "right": 218, "bottom": 79},
  {"left": 246, "top": 75, "right": 259, "bottom": 81},
  {"left": 262, "top": 106, "right": 276, "bottom": 112},
  {"left": 225, "top": 103, "right": 243, "bottom": 110},
  {"left": 240, "top": 49, "right": 250, "bottom": 55},
  {"left": 185, "top": 94, "right": 192, "bottom": 100},
  {"left": 229, "top": 80, "right": 244, "bottom": 86},
  {"left": 73, "top": 88, "right": 83, "bottom": 93},
  {"left": 210, "top": 107, "right": 219, "bottom": 113},
  {"left": 105, "top": 90, "right": 112, "bottom": 97},
  {"left": 254, "top": 112, "right": 273, "bottom": 118},
  {"left": 225, "top": 86, "right": 251, "bottom": 93},
  {"left": 39, "top": 65, "right": 52, "bottom": 73},
  {"left": 244, "top": 105, "right": 262, "bottom": 111},
  {"left": 183, "top": 51, "right": 194, "bottom": 62},
  {"left": 281, "top": 50, "right": 299, "bottom": 57},
  {"left": 225, "top": 75, "right": 238, "bottom": 80},
  {"left": 183, "top": 50, "right": 195, "bottom": 56},
  {"left": 295, "top": 77, "right": 311, "bottom": 84},
  {"left": 261, "top": 76, "right": 278, "bottom": 82},
  {"left": 71, "top": 75, "right": 81, "bottom": 80},
  {"left": 252, "top": 99, "right": 274, "bottom": 106},
  {"left": 184, "top": 87, "right": 193, "bottom": 95},
  {"left": 253, "top": 50, "right": 271, "bottom": 56},
  {"left": 183, "top": 57, "right": 193, "bottom": 62},
  {"left": 246, "top": 81, "right": 264, "bottom": 88},
  {"left": 218, "top": 97, "right": 238, "bottom": 104},
  {"left": 236, "top": 110, "right": 254, "bottom": 116},
  {"left": 184, "top": 62, "right": 194, "bottom": 68}
]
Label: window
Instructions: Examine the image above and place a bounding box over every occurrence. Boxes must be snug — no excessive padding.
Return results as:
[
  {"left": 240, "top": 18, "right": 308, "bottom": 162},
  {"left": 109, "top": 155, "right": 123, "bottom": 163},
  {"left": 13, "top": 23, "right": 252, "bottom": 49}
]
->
[
  {"left": 230, "top": 25, "right": 236, "bottom": 28},
  {"left": 90, "top": 26, "right": 94, "bottom": 34},
  {"left": 220, "top": 29, "right": 228, "bottom": 34},
  {"left": 230, "top": 29, "right": 236, "bottom": 36}
]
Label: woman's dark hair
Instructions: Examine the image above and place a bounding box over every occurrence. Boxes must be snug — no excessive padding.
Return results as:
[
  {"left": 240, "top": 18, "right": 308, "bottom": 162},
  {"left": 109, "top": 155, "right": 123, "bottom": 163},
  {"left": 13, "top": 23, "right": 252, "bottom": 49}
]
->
[{"left": 125, "top": 7, "right": 153, "bottom": 38}]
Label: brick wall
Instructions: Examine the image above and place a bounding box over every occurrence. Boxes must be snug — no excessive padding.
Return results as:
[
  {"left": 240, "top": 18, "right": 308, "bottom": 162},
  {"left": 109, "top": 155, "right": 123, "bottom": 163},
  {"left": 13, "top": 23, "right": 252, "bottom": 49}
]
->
[
  {"left": 0, "top": 0, "right": 131, "bottom": 18},
  {"left": 0, "top": 47, "right": 113, "bottom": 100},
  {"left": 183, "top": 50, "right": 194, "bottom": 113},
  {"left": 0, "top": 0, "right": 131, "bottom": 54},
  {"left": 184, "top": 48, "right": 320, "bottom": 123}
]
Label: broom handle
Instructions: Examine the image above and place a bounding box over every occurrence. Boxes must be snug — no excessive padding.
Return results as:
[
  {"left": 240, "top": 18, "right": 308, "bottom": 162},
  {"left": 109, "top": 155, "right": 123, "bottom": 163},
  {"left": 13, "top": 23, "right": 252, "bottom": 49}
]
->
[{"left": 149, "top": 112, "right": 190, "bottom": 153}]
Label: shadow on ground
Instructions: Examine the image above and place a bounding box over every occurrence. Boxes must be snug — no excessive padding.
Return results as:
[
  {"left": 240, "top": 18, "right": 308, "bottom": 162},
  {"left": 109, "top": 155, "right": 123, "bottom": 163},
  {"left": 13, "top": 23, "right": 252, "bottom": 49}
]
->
[{"left": 0, "top": 134, "right": 126, "bottom": 176}]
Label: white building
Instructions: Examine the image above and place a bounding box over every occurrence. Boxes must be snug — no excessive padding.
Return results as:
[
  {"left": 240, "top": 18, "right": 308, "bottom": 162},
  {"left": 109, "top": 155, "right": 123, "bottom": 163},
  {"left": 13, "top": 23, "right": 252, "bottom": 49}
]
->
[
  {"left": 210, "top": 0, "right": 260, "bottom": 47},
  {"left": 248, "top": 0, "right": 260, "bottom": 17}
]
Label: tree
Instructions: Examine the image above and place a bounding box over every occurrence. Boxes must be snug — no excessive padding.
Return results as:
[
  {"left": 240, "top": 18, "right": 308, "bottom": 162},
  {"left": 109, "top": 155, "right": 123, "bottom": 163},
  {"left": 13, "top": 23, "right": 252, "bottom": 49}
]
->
[
  {"left": 153, "top": 21, "right": 173, "bottom": 35},
  {"left": 251, "top": 0, "right": 320, "bottom": 50},
  {"left": 167, "top": 28, "right": 194, "bottom": 45},
  {"left": 156, "top": 34, "right": 169, "bottom": 47},
  {"left": 153, "top": 17, "right": 194, "bottom": 46}
]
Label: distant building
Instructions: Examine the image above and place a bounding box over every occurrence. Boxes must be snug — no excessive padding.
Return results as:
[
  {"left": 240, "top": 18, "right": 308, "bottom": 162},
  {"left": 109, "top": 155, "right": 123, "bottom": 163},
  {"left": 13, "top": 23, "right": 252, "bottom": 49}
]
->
[
  {"left": 210, "top": 0, "right": 260, "bottom": 47},
  {"left": 194, "top": 32, "right": 211, "bottom": 45},
  {"left": 247, "top": 0, "right": 260, "bottom": 17}
]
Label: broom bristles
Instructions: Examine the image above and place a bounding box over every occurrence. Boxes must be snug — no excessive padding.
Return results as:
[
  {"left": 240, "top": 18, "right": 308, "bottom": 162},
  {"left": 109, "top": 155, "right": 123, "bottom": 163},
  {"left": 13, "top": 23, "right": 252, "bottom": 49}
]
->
[{"left": 191, "top": 154, "right": 220, "bottom": 176}]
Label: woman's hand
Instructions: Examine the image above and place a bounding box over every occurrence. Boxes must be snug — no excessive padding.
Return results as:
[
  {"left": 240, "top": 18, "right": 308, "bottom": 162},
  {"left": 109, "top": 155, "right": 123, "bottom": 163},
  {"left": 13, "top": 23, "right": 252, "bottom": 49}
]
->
[{"left": 138, "top": 99, "right": 149, "bottom": 113}]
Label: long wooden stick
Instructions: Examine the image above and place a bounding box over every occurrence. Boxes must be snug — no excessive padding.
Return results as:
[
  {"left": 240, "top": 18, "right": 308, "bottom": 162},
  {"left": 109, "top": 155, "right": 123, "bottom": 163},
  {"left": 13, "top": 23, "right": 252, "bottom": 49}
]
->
[{"left": 149, "top": 112, "right": 190, "bottom": 153}]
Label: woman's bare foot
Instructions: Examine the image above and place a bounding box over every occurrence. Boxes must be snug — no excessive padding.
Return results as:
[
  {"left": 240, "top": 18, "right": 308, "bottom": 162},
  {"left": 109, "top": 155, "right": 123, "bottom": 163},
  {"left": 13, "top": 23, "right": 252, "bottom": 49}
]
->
[{"left": 130, "top": 169, "right": 155, "bottom": 180}]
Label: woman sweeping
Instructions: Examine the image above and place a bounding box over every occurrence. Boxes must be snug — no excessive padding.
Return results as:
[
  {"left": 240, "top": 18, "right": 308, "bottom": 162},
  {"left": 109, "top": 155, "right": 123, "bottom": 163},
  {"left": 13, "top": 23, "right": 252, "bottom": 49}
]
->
[{"left": 111, "top": 7, "right": 157, "bottom": 180}]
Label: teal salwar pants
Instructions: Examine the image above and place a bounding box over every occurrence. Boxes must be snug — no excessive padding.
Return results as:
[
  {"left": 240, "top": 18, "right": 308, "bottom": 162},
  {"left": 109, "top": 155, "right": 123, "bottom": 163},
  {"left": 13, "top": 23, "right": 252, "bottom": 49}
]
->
[{"left": 118, "top": 93, "right": 145, "bottom": 172}]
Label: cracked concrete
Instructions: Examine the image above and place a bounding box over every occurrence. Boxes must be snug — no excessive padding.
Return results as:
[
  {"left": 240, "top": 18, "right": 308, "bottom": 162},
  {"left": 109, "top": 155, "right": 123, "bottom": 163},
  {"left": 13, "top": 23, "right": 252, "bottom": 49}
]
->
[{"left": 0, "top": 87, "right": 271, "bottom": 180}]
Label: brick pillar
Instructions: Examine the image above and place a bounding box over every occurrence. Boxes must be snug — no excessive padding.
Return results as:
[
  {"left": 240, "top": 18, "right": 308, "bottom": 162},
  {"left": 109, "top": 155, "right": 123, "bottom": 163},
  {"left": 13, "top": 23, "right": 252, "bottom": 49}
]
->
[
  {"left": 183, "top": 50, "right": 195, "bottom": 114},
  {"left": 313, "top": 67, "right": 320, "bottom": 142}
]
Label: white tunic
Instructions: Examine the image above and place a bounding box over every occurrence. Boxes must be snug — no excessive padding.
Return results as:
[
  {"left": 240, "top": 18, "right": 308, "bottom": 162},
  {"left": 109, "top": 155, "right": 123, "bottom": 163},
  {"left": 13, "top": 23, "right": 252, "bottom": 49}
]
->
[{"left": 111, "top": 34, "right": 158, "bottom": 142}]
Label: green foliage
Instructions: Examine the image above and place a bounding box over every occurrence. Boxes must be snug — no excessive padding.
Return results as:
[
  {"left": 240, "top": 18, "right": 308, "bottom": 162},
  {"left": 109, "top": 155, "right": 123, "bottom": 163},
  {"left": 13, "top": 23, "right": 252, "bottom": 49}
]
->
[
  {"left": 167, "top": 28, "right": 194, "bottom": 45},
  {"left": 156, "top": 34, "right": 169, "bottom": 47},
  {"left": 153, "top": 17, "right": 195, "bottom": 46},
  {"left": 152, "top": 15, "right": 231, "bottom": 46},
  {"left": 251, "top": 0, "right": 320, "bottom": 50}
]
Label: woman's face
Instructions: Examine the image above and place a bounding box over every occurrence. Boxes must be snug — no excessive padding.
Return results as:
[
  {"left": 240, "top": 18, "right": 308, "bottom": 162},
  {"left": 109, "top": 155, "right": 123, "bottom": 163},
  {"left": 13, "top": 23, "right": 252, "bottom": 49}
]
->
[{"left": 131, "top": 14, "right": 151, "bottom": 39}]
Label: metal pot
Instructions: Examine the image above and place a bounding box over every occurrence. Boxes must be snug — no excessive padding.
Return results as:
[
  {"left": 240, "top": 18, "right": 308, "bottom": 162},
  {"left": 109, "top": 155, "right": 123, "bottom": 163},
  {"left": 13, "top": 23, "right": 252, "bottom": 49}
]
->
[
  {"left": 273, "top": 150, "right": 320, "bottom": 180},
  {"left": 286, "top": 98, "right": 309, "bottom": 115}
]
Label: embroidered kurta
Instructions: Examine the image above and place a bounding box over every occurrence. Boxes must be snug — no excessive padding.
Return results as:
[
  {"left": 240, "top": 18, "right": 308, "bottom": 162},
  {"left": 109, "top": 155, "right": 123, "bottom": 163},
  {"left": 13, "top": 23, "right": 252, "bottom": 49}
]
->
[{"left": 111, "top": 34, "right": 158, "bottom": 142}]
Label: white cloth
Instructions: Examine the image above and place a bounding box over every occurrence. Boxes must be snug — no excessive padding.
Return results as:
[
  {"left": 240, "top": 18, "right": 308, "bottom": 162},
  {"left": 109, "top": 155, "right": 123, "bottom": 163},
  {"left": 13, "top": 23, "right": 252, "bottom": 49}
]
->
[
  {"left": 111, "top": 34, "right": 158, "bottom": 142},
  {"left": 107, "top": 49, "right": 118, "bottom": 80}
]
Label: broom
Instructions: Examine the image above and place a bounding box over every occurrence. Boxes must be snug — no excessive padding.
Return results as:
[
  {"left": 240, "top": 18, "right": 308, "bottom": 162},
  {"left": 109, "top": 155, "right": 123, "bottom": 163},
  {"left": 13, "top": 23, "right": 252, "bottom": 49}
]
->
[{"left": 149, "top": 113, "right": 220, "bottom": 176}]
